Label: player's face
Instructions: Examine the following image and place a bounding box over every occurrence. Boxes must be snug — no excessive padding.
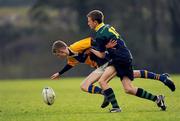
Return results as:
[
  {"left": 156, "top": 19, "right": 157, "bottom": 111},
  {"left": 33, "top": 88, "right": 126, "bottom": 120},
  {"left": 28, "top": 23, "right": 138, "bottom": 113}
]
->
[
  {"left": 55, "top": 47, "right": 69, "bottom": 58},
  {"left": 87, "top": 17, "right": 97, "bottom": 30}
]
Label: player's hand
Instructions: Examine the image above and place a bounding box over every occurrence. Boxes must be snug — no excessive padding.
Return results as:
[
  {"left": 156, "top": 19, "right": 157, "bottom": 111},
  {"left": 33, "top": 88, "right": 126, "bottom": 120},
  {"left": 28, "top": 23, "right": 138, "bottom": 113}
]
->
[
  {"left": 105, "top": 39, "right": 117, "bottom": 49},
  {"left": 84, "top": 49, "right": 91, "bottom": 55},
  {"left": 51, "top": 72, "right": 60, "bottom": 80},
  {"left": 90, "top": 48, "right": 105, "bottom": 58}
]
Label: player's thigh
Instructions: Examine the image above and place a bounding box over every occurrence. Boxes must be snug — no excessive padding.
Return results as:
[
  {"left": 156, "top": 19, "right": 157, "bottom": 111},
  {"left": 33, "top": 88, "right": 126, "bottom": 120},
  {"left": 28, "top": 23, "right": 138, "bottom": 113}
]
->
[
  {"left": 98, "top": 66, "right": 116, "bottom": 83},
  {"left": 105, "top": 71, "right": 116, "bottom": 83},
  {"left": 81, "top": 70, "right": 103, "bottom": 86},
  {"left": 121, "top": 77, "right": 133, "bottom": 89}
]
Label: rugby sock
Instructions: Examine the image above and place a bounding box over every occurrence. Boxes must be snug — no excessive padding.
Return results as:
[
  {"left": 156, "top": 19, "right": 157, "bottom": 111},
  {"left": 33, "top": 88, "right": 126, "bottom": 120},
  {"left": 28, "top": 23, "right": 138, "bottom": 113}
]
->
[
  {"left": 88, "top": 85, "right": 103, "bottom": 94},
  {"left": 136, "top": 88, "right": 157, "bottom": 102},
  {"left": 140, "top": 70, "right": 166, "bottom": 82},
  {"left": 104, "top": 88, "right": 119, "bottom": 108}
]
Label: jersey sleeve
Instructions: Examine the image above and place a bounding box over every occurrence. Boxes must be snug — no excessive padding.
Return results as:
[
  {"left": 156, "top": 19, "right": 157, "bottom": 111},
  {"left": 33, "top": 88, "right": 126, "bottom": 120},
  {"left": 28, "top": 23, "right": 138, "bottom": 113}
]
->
[
  {"left": 69, "top": 37, "right": 91, "bottom": 53},
  {"left": 58, "top": 64, "right": 73, "bottom": 75},
  {"left": 91, "top": 38, "right": 107, "bottom": 52}
]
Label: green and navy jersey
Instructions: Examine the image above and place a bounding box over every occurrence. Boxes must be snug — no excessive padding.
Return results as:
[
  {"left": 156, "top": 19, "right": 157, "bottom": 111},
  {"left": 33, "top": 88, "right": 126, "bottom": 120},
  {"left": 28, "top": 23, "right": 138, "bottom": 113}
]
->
[{"left": 91, "top": 23, "right": 133, "bottom": 63}]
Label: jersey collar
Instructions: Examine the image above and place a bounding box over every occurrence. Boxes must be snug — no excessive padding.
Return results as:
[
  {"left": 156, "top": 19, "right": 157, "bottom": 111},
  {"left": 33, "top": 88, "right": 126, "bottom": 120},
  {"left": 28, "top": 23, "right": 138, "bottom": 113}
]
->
[{"left": 95, "top": 22, "right": 105, "bottom": 32}]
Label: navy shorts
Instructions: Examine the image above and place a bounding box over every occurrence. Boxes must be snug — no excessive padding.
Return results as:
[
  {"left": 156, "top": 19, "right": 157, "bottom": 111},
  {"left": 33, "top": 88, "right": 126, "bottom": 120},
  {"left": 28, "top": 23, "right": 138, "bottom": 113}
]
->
[{"left": 109, "top": 61, "right": 134, "bottom": 81}]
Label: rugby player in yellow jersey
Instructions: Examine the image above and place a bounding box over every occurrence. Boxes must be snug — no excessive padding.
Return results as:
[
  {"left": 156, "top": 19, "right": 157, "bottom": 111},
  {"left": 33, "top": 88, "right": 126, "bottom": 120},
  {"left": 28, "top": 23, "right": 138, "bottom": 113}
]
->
[{"left": 50, "top": 37, "right": 175, "bottom": 111}]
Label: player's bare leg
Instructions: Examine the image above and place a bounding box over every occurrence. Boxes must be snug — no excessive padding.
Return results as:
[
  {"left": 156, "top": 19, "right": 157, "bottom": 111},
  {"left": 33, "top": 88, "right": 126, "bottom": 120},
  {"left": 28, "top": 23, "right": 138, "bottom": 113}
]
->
[
  {"left": 81, "top": 62, "right": 110, "bottom": 94},
  {"left": 121, "top": 76, "right": 166, "bottom": 111},
  {"left": 80, "top": 71, "right": 103, "bottom": 94},
  {"left": 100, "top": 71, "right": 116, "bottom": 108},
  {"left": 133, "top": 70, "right": 175, "bottom": 91},
  {"left": 98, "top": 66, "right": 121, "bottom": 112}
]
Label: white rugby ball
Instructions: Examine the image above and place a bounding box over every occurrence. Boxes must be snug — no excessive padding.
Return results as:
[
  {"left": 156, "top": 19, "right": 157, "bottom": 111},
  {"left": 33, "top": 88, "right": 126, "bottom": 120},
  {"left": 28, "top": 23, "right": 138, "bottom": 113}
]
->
[{"left": 42, "top": 87, "right": 56, "bottom": 105}]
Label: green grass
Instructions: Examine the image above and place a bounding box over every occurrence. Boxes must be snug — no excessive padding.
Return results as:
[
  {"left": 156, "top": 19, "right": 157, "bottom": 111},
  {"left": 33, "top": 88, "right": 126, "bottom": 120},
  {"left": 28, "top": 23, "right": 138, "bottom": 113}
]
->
[{"left": 0, "top": 76, "right": 180, "bottom": 121}]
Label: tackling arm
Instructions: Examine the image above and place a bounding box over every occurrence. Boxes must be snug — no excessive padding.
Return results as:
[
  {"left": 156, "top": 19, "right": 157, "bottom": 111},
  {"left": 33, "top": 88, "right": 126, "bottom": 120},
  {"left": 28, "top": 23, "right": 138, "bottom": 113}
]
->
[
  {"left": 90, "top": 48, "right": 105, "bottom": 59},
  {"left": 90, "top": 39, "right": 117, "bottom": 59}
]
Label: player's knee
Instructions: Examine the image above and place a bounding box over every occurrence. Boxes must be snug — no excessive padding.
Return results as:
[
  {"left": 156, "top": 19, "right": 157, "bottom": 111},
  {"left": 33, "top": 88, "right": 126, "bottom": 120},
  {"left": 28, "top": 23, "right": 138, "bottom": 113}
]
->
[{"left": 80, "top": 83, "right": 87, "bottom": 92}]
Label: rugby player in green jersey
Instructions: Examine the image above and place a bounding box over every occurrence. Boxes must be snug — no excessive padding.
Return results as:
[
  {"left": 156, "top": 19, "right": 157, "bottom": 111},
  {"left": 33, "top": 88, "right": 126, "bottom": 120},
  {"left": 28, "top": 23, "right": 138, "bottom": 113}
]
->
[{"left": 87, "top": 10, "right": 175, "bottom": 112}]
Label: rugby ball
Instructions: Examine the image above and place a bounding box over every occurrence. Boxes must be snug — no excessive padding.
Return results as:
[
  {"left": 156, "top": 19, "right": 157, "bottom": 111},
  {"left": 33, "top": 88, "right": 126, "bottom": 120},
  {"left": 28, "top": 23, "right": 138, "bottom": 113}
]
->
[{"left": 42, "top": 87, "right": 56, "bottom": 105}]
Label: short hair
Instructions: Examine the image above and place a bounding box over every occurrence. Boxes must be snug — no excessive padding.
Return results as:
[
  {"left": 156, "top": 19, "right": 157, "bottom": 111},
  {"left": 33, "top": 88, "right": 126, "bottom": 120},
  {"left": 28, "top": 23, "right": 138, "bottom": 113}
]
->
[
  {"left": 87, "top": 10, "right": 104, "bottom": 24},
  {"left": 52, "top": 40, "right": 67, "bottom": 54}
]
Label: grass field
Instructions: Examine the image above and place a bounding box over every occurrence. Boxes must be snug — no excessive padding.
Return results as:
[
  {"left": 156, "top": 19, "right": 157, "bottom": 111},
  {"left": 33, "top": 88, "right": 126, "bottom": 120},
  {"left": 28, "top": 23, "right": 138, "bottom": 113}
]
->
[{"left": 0, "top": 76, "right": 179, "bottom": 121}]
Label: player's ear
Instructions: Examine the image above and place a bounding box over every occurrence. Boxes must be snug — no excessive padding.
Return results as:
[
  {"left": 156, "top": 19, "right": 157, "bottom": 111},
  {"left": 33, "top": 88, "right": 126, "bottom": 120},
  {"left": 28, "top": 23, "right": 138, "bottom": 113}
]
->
[
  {"left": 94, "top": 20, "right": 98, "bottom": 24},
  {"left": 52, "top": 48, "right": 58, "bottom": 55}
]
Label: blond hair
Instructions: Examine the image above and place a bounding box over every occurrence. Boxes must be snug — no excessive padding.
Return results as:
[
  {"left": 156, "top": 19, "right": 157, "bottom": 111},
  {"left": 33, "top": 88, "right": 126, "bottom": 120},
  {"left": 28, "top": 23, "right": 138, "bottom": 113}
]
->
[{"left": 52, "top": 40, "right": 67, "bottom": 54}]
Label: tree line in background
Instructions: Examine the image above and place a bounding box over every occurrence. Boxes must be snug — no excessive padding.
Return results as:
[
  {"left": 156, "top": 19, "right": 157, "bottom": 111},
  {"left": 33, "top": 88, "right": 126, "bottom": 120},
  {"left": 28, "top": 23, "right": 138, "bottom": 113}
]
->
[{"left": 0, "top": 0, "right": 180, "bottom": 79}]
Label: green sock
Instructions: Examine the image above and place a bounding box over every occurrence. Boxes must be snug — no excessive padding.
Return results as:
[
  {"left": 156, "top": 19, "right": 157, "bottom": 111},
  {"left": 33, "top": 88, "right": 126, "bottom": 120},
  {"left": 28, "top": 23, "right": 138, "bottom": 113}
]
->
[
  {"left": 136, "top": 88, "right": 157, "bottom": 102},
  {"left": 104, "top": 88, "right": 119, "bottom": 108}
]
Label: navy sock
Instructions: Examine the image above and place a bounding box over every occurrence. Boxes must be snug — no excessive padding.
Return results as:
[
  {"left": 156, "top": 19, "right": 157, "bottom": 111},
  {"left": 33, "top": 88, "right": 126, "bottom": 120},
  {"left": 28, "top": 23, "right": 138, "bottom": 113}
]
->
[
  {"left": 140, "top": 70, "right": 166, "bottom": 82},
  {"left": 88, "top": 85, "right": 103, "bottom": 94}
]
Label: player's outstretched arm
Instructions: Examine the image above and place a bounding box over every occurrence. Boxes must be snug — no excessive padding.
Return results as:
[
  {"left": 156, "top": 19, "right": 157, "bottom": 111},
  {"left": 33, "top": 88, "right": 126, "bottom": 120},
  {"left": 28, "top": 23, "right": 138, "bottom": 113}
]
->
[{"left": 50, "top": 64, "right": 73, "bottom": 80}]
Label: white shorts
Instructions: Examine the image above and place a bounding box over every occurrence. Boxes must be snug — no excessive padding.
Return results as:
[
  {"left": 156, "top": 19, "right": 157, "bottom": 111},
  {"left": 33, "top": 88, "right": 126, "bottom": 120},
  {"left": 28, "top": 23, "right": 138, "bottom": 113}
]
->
[{"left": 93, "top": 62, "right": 109, "bottom": 74}]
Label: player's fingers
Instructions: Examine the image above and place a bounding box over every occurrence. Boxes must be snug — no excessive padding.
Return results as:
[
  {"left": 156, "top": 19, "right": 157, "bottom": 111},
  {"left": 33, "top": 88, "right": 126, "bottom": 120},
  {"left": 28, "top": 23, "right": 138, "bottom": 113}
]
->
[
  {"left": 110, "top": 39, "right": 116, "bottom": 42},
  {"left": 51, "top": 75, "right": 56, "bottom": 80},
  {"left": 111, "top": 40, "right": 116, "bottom": 42},
  {"left": 112, "top": 40, "right": 117, "bottom": 43},
  {"left": 110, "top": 39, "right": 113, "bottom": 42},
  {"left": 53, "top": 76, "right": 60, "bottom": 80},
  {"left": 50, "top": 76, "right": 54, "bottom": 80}
]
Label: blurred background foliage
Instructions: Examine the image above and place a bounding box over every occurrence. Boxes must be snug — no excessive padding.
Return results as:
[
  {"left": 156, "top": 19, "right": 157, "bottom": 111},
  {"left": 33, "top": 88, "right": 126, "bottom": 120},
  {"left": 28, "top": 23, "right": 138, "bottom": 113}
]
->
[{"left": 0, "top": 0, "right": 180, "bottom": 79}]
